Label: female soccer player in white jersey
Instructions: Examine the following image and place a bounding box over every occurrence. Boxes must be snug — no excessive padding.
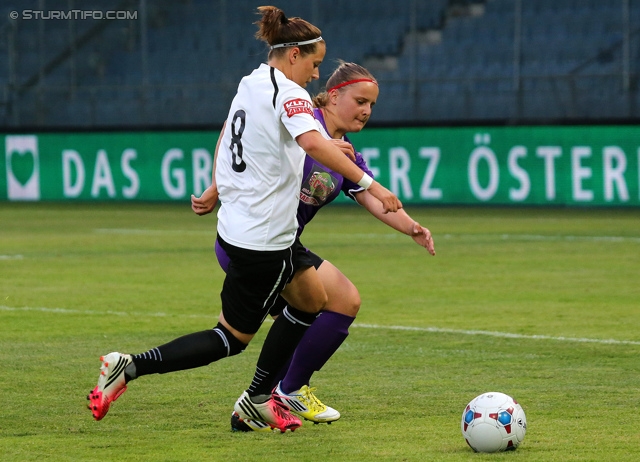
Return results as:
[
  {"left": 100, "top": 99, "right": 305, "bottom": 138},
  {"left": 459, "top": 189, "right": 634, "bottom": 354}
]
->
[
  {"left": 87, "top": 6, "right": 401, "bottom": 433},
  {"left": 194, "top": 62, "right": 436, "bottom": 431}
]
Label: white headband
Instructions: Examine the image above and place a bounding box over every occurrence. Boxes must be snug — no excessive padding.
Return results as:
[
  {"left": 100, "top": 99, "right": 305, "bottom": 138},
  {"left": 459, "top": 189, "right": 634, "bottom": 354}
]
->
[{"left": 270, "top": 36, "right": 323, "bottom": 50}]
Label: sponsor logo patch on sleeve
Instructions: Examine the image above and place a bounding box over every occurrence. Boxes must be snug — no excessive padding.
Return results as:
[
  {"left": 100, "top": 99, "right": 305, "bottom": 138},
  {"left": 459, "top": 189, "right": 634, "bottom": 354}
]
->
[{"left": 284, "top": 98, "right": 313, "bottom": 118}]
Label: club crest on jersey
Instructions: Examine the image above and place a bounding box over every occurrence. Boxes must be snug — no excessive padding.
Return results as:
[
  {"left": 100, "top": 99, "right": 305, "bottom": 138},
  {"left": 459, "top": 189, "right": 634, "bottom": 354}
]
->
[
  {"left": 300, "top": 168, "right": 337, "bottom": 206},
  {"left": 284, "top": 98, "right": 313, "bottom": 117}
]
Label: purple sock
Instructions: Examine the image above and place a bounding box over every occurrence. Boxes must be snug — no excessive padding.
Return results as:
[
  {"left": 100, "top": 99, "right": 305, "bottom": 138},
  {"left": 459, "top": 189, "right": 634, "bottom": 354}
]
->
[{"left": 280, "top": 311, "right": 355, "bottom": 394}]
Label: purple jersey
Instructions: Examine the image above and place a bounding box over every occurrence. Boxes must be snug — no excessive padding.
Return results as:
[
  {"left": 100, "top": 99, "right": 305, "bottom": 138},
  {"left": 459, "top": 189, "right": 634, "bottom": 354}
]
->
[{"left": 296, "top": 108, "right": 375, "bottom": 237}]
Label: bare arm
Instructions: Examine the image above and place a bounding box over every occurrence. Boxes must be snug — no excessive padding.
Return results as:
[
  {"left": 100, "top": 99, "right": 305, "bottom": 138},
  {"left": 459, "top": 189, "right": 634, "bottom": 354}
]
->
[
  {"left": 296, "top": 130, "right": 402, "bottom": 213},
  {"left": 191, "top": 121, "right": 226, "bottom": 215},
  {"left": 355, "top": 190, "right": 436, "bottom": 255}
]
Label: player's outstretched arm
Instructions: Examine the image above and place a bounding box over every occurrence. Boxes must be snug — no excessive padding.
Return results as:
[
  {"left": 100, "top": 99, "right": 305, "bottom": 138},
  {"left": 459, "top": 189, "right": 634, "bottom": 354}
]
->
[
  {"left": 297, "top": 130, "right": 402, "bottom": 213},
  {"left": 355, "top": 190, "right": 435, "bottom": 256}
]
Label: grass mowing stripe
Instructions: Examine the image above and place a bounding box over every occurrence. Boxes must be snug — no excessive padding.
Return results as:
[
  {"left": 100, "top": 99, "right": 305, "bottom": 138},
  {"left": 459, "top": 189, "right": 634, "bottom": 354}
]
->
[
  {"left": 353, "top": 323, "right": 640, "bottom": 346},
  {"left": 93, "top": 228, "right": 640, "bottom": 243},
  {"left": 3, "top": 304, "right": 639, "bottom": 346},
  {"left": 94, "top": 228, "right": 215, "bottom": 236},
  {"left": 0, "top": 305, "right": 212, "bottom": 319},
  {"left": 442, "top": 234, "right": 640, "bottom": 243}
]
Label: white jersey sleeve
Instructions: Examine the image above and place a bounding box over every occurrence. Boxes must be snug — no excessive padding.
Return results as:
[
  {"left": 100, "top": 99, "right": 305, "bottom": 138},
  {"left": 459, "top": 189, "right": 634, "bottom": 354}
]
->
[
  {"left": 215, "top": 64, "right": 318, "bottom": 251},
  {"left": 276, "top": 88, "right": 316, "bottom": 140}
]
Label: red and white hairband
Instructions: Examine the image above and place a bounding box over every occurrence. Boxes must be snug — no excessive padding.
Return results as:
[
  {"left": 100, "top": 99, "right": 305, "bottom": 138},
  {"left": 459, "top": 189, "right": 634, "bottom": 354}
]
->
[{"left": 327, "top": 78, "right": 378, "bottom": 93}]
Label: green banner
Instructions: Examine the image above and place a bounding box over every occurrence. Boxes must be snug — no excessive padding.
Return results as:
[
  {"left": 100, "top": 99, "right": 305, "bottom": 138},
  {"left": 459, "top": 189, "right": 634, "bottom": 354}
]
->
[
  {"left": 2, "top": 132, "right": 217, "bottom": 201},
  {"left": 2, "top": 126, "right": 639, "bottom": 206},
  {"left": 347, "top": 125, "right": 640, "bottom": 207}
]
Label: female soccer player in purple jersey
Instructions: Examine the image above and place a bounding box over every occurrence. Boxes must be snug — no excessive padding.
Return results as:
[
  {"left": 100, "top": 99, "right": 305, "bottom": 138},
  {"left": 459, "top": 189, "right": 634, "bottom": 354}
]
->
[{"left": 192, "top": 62, "right": 435, "bottom": 431}]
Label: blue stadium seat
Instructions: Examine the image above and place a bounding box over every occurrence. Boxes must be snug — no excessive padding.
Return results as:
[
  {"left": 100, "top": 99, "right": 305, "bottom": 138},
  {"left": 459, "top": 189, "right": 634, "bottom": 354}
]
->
[{"left": 2, "top": 0, "right": 636, "bottom": 127}]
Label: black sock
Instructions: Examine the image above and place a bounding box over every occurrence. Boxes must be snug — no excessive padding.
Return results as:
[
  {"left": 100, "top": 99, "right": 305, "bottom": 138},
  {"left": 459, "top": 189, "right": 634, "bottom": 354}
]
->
[
  {"left": 247, "top": 307, "right": 317, "bottom": 397},
  {"left": 131, "top": 328, "right": 243, "bottom": 377}
]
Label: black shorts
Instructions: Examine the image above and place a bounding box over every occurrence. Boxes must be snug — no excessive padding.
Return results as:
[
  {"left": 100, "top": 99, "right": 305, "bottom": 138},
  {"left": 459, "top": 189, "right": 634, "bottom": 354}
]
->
[
  {"left": 217, "top": 235, "right": 322, "bottom": 334},
  {"left": 268, "top": 248, "right": 323, "bottom": 318}
]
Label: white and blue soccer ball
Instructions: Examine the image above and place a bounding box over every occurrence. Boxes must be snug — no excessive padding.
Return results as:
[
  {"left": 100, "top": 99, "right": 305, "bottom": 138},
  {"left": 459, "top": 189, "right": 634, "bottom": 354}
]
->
[{"left": 461, "top": 392, "right": 527, "bottom": 453}]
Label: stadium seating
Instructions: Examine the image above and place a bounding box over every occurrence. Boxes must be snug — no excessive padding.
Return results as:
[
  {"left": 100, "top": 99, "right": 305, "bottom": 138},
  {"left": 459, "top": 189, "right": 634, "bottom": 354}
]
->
[{"left": 1, "top": 0, "right": 637, "bottom": 127}]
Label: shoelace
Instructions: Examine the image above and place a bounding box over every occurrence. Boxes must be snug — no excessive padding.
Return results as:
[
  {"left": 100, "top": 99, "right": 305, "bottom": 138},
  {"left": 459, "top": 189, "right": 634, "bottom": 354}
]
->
[{"left": 299, "top": 386, "right": 326, "bottom": 412}]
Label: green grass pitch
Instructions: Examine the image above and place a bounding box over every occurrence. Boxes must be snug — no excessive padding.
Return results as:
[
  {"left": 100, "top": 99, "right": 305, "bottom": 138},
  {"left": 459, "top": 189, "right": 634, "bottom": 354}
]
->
[{"left": 1, "top": 202, "right": 639, "bottom": 461}]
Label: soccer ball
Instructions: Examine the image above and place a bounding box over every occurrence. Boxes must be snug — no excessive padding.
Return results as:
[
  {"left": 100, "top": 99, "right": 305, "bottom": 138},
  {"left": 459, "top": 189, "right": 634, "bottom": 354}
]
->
[{"left": 461, "top": 392, "right": 527, "bottom": 453}]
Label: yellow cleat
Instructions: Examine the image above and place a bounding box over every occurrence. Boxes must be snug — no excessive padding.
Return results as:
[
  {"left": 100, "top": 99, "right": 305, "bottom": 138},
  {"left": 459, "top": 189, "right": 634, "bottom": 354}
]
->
[{"left": 273, "top": 382, "right": 340, "bottom": 423}]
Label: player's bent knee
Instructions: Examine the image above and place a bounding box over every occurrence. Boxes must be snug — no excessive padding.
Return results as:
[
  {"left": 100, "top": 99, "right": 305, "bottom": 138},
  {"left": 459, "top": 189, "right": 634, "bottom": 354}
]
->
[
  {"left": 343, "top": 285, "right": 361, "bottom": 315},
  {"left": 281, "top": 280, "right": 328, "bottom": 314},
  {"left": 331, "top": 288, "right": 360, "bottom": 316},
  {"left": 346, "top": 296, "right": 361, "bottom": 316},
  {"left": 314, "top": 291, "right": 329, "bottom": 312},
  {"left": 214, "top": 322, "right": 247, "bottom": 357},
  {"left": 306, "top": 293, "right": 328, "bottom": 314},
  {"left": 311, "top": 282, "right": 329, "bottom": 312}
]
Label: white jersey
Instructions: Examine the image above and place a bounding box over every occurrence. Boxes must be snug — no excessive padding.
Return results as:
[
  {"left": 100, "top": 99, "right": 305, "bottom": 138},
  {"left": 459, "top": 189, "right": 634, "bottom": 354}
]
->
[{"left": 216, "top": 63, "right": 318, "bottom": 251}]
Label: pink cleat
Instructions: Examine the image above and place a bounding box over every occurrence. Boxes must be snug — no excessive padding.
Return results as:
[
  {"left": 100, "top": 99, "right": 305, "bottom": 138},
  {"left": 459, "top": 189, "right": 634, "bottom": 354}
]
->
[
  {"left": 87, "top": 352, "right": 132, "bottom": 420},
  {"left": 234, "top": 391, "right": 302, "bottom": 433}
]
